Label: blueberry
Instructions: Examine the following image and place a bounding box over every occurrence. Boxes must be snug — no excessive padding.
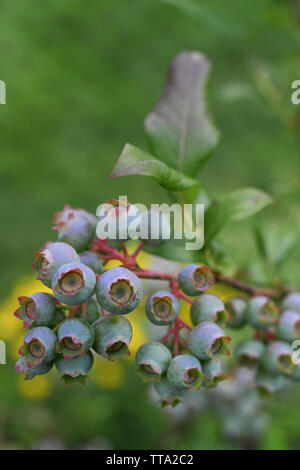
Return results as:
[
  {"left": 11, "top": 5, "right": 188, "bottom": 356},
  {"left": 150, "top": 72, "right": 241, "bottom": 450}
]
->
[
  {"left": 79, "top": 251, "right": 103, "bottom": 275},
  {"left": 255, "top": 372, "right": 290, "bottom": 396},
  {"left": 55, "top": 350, "right": 94, "bottom": 386},
  {"left": 178, "top": 264, "right": 214, "bottom": 296},
  {"left": 225, "top": 297, "right": 247, "bottom": 328},
  {"left": 52, "top": 262, "right": 96, "bottom": 306},
  {"left": 33, "top": 242, "right": 80, "bottom": 288},
  {"left": 282, "top": 292, "right": 300, "bottom": 312},
  {"left": 190, "top": 294, "right": 228, "bottom": 326},
  {"left": 153, "top": 376, "right": 187, "bottom": 407},
  {"left": 93, "top": 315, "right": 132, "bottom": 361},
  {"left": 56, "top": 319, "right": 94, "bottom": 359},
  {"left": 277, "top": 310, "right": 300, "bottom": 342},
  {"left": 145, "top": 291, "right": 180, "bottom": 326},
  {"left": 54, "top": 206, "right": 97, "bottom": 252},
  {"left": 167, "top": 354, "right": 205, "bottom": 390},
  {"left": 188, "top": 321, "right": 231, "bottom": 361},
  {"left": 96, "top": 267, "right": 142, "bottom": 314},
  {"left": 14, "top": 292, "right": 56, "bottom": 328},
  {"left": 290, "top": 363, "right": 300, "bottom": 382},
  {"left": 235, "top": 339, "right": 265, "bottom": 368},
  {"left": 262, "top": 341, "right": 295, "bottom": 376},
  {"left": 202, "top": 359, "right": 226, "bottom": 388},
  {"left": 15, "top": 355, "right": 54, "bottom": 380},
  {"left": 246, "top": 296, "right": 279, "bottom": 329},
  {"left": 75, "top": 298, "right": 101, "bottom": 324},
  {"left": 135, "top": 341, "right": 172, "bottom": 382},
  {"left": 19, "top": 327, "right": 57, "bottom": 368}
]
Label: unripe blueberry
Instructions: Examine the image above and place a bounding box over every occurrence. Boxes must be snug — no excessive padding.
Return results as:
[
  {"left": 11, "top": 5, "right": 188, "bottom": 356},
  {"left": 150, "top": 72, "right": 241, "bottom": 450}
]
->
[
  {"left": 225, "top": 297, "right": 247, "bottom": 328},
  {"left": 79, "top": 251, "right": 103, "bottom": 275},
  {"left": 33, "top": 242, "right": 80, "bottom": 288},
  {"left": 19, "top": 327, "right": 56, "bottom": 368},
  {"left": 55, "top": 350, "right": 94, "bottom": 386},
  {"left": 138, "top": 209, "right": 171, "bottom": 246},
  {"left": 256, "top": 372, "right": 290, "bottom": 396},
  {"left": 52, "top": 262, "right": 96, "bottom": 306},
  {"left": 135, "top": 341, "right": 172, "bottom": 382},
  {"left": 97, "top": 199, "right": 140, "bottom": 242},
  {"left": 246, "top": 296, "right": 279, "bottom": 329},
  {"left": 75, "top": 298, "right": 101, "bottom": 325},
  {"left": 290, "top": 363, "right": 300, "bottom": 382},
  {"left": 14, "top": 292, "right": 56, "bottom": 328},
  {"left": 167, "top": 354, "right": 205, "bottom": 390},
  {"left": 262, "top": 341, "right": 295, "bottom": 376},
  {"left": 282, "top": 292, "right": 300, "bottom": 312},
  {"left": 178, "top": 264, "right": 214, "bottom": 296},
  {"left": 154, "top": 376, "right": 187, "bottom": 407},
  {"left": 235, "top": 339, "right": 265, "bottom": 368},
  {"left": 53, "top": 206, "right": 97, "bottom": 252},
  {"left": 188, "top": 321, "right": 231, "bottom": 361},
  {"left": 15, "top": 355, "right": 53, "bottom": 380},
  {"left": 93, "top": 315, "right": 132, "bottom": 360},
  {"left": 190, "top": 294, "right": 228, "bottom": 326},
  {"left": 96, "top": 267, "right": 142, "bottom": 314},
  {"left": 145, "top": 291, "right": 180, "bottom": 326},
  {"left": 56, "top": 319, "right": 94, "bottom": 359},
  {"left": 202, "top": 359, "right": 226, "bottom": 388},
  {"left": 277, "top": 310, "right": 300, "bottom": 342}
]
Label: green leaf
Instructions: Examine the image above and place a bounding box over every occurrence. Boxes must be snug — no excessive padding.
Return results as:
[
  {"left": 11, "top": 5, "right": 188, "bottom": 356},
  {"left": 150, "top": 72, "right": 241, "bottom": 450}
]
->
[
  {"left": 144, "top": 51, "right": 220, "bottom": 176},
  {"left": 109, "top": 143, "right": 200, "bottom": 191},
  {"left": 254, "top": 223, "right": 269, "bottom": 261},
  {"left": 205, "top": 188, "right": 273, "bottom": 243}
]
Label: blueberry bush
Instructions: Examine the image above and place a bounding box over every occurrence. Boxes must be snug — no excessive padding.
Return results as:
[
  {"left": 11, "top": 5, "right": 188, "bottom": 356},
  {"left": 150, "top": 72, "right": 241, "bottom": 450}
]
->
[{"left": 13, "top": 51, "right": 300, "bottom": 414}]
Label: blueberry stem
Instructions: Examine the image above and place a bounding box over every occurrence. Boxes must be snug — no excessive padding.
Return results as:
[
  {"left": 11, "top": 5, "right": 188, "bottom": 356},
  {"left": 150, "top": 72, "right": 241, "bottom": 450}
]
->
[{"left": 131, "top": 241, "right": 144, "bottom": 259}]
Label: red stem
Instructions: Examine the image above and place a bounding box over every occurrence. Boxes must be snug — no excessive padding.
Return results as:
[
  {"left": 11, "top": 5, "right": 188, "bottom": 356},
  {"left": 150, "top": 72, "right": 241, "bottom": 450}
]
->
[{"left": 131, "top": 241, "right": 144, "bottom": 259}]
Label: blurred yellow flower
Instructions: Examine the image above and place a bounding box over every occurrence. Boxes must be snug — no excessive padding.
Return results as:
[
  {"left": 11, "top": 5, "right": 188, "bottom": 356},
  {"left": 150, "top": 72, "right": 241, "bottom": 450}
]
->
[
  {"left": 92, "top": 356, "right": 125, "bottom": 389},
  {"left": 17, "top": 373, "right": 52, "bottom": 400},
  {"left": 0, "top": 276, "right": 51, "bottom": 342}
]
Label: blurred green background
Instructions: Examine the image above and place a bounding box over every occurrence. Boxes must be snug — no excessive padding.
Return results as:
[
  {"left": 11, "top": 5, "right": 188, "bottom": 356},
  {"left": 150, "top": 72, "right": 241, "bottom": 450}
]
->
[{"left": 0, "top": 0, "right": 300, "bottom": 449}]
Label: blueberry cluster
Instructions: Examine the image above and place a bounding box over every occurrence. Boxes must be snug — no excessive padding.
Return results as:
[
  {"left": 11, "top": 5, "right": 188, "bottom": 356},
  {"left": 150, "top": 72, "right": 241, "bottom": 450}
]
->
[
  {"left": 13, "top": 203, "right": 233, "bottom": 399},
  {"left": 226, "top": 293, "right": 300, "bottom": 395},
  {"left": 13, "top": 202, "right": 300, "bottom": 406}
]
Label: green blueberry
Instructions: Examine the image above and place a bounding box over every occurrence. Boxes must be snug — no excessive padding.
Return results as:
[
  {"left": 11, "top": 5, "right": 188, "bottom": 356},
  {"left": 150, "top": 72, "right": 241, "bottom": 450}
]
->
[
  {"left": 135, "top": 341, "right": 172, "bottom": 383},
  {"left": 55, "top": 350, "right": 94, "bottom": 386},
  {"left": 178, "top": 264, "right": 214, "bottom": 296},
  {"left": 235, "top": 339, "right": 265, "bottom": 369},
  {"left": 93, "top": 315, "right": 132, "bottom": 360},
  {"left": 56, "top": 319, "right": 94, "bottom": 359},
  {"left": 262, "top": 341, "right": 295, "bottom": 376},
  {"left": 190, "top": 294, "right": 228, "bottom": 326},
  {"left": 246, "top": 296, "right": 279, "bottom": 329},
  {"left": 202, "top": 359, "right": 226, "bottom": 388},
  {"left": 145, "top": 291, "right": 180, "bottom": 326},
  {"left": 188, "top": 321, "right": 231, "bottom": 361},
  {"left": 277, "top": 310, "right": 300, "bottom": 342},
  {"left": 167, "top": 354, "right": 205, "bottom": 390},
  {"left": 225, "top": 297, "right": 247, "bottom": 328},
  {"left": 154, "top": 376, "right": 187, "bottom": 407}
]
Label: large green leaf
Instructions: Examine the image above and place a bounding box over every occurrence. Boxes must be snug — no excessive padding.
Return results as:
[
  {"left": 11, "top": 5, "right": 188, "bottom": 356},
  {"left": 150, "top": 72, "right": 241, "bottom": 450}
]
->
[
  {"left": 205, "top": 188, "right": 273, "bottom": 243},
  {"left": 109, "top": 143, "right": 199, "bottom": 191},
  {"left": 144, "top": 51, "right": 220, "bottom": 176}
]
